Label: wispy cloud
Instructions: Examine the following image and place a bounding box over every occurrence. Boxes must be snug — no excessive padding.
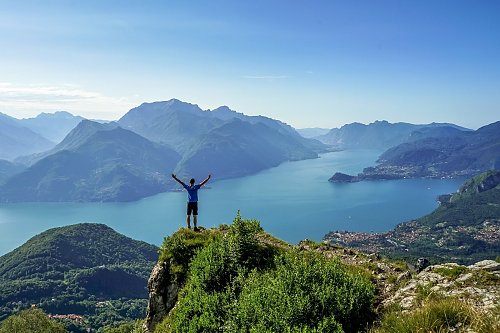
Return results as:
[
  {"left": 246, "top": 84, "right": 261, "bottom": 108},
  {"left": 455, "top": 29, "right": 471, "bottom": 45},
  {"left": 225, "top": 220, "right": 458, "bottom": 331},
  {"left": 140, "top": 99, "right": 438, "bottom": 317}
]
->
[
  {"left": 0, "top": 82, "right": 134, "bottom": 119},
  {"left": 242, "top": 75, "right": 290, "bottom": 80}
]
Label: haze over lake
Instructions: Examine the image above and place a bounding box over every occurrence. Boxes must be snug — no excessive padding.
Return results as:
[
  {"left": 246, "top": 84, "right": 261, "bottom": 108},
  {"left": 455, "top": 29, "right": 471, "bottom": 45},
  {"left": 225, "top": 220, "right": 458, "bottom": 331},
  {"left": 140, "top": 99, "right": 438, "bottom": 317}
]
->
[{"left": 0, "top": 150, "right": 464, "bottom": 256}]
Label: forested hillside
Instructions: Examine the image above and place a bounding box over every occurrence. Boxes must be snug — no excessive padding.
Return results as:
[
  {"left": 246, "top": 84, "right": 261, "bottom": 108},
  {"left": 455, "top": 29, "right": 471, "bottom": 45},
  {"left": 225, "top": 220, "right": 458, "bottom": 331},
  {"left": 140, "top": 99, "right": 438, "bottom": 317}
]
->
[{"left": 0, "top": 223, "right": 158, "bottom": 332}]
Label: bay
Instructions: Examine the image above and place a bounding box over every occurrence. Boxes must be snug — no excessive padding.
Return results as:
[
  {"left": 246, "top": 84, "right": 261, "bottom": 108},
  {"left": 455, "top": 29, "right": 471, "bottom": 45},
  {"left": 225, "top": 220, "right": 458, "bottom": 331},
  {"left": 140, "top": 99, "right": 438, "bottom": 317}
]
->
[{"left": 0, "top": 150, "right": 464, "bottom": 255}]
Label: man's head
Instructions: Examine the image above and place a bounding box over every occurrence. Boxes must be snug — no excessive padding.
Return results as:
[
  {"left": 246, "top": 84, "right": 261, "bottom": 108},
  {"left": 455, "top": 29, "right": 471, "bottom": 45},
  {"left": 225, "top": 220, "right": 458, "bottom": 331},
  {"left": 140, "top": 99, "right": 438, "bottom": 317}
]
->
[{"left": 190, "top": 178, "right": 195, "bottom": 185}]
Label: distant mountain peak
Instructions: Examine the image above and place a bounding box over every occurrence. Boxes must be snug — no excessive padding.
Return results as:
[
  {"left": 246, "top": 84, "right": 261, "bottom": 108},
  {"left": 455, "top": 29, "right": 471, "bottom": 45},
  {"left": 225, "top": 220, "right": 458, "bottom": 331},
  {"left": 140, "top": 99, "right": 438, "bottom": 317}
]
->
[{"left": 33, "top": 111, "right": 80, "bottom": 119}]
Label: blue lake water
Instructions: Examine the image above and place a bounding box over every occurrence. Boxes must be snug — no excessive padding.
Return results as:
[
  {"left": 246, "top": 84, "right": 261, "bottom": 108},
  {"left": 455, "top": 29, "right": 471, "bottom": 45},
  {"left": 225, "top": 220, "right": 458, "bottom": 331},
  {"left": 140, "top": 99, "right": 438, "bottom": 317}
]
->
[{"left": 0, "top": 150, "right": 465, "bottom": 256}]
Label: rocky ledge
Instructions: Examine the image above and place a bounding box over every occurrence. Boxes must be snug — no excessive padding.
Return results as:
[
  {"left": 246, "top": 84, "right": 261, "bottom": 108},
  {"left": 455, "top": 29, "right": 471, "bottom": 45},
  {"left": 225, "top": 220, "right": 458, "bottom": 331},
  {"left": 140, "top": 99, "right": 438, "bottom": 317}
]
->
[{"left": 384, "top": 260, "right": 500, "bottom": 313}]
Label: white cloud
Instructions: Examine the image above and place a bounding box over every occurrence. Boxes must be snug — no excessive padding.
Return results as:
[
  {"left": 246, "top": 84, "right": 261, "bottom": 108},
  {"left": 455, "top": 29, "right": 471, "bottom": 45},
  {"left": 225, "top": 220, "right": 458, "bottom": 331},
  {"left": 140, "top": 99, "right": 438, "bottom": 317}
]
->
[{"left": 0, "top": 82, "right": 135, "bottom": 119}]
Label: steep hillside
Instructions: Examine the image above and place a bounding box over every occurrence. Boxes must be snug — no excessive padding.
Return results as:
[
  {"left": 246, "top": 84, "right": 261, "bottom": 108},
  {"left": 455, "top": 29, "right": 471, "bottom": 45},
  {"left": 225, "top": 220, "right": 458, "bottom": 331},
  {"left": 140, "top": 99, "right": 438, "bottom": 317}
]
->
[
  {"left": 140, "top": 215, "right": 499, "bottom": 333},
  {"left": 325, "top": 170, "right": 500, "bottom": 264},
  {"left": 173, "top": 118, "right": 318, "bottom": 180},
  {"left": 0, "top": 113, "right": 55, "bottom": 160},
  {"left": 0, "top": 160, "right": 24, "bottom": 185},
  {"left": 17, "top": 111, "right": 85, "bottom": 143},
  {"left": 316, "top": 120, "right": 469, "bottom": 150},
  {"left": 142, "top": 216, "right": 376, "bottom": 333},
  {"left": 0, "top": 223, "right": 158, "bottom": 331},
  {"left": 0, "top": 126, "right": 181, "bottom": 202},
  {"left": 330, "top": 121, "right": 499, "bottom": 182}
]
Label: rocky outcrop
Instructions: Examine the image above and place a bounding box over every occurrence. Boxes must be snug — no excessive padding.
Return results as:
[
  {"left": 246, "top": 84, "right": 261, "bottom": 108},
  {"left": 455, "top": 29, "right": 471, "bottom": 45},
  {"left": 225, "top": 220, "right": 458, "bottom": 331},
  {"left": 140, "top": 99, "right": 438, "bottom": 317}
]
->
[
  {"left": 383, "top": 260, "right": 500, "bottom": 312},
  {"left": 142, "top": 262, "right": 179, "bottom": 333}
]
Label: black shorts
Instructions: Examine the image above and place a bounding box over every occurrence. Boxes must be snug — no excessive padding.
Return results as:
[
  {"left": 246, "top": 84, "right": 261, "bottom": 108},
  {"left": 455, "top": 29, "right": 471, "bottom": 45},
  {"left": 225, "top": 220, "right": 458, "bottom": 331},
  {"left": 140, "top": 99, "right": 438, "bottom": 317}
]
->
[{"left": 187, "top": 202, "right": 198, "bottom": 216}]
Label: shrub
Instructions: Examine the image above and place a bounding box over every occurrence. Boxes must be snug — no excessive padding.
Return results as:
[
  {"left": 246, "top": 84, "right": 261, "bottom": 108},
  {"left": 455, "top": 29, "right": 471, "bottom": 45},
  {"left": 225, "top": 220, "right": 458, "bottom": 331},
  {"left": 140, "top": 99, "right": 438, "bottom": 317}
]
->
[
  {"left": 158, "top": 228, "right": 217, "bottom": 284},
  {"left": 155, "top": 214, "right": 376, "bottom": 333},
  {"left": 230, "top": 250, "right": 375, "bottom": 333}
]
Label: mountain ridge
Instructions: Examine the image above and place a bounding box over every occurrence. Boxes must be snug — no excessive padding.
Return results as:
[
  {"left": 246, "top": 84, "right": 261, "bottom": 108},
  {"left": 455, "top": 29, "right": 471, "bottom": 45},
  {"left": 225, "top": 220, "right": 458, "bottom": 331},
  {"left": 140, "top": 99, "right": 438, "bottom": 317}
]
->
[
  {"left": 316, "top": 120, "right": 471, "bottom": 150},
  {"left": 329, "top": 121, "right": 500, "bottom": 182},
  {"left": 0, "top": 122, "right": 181, "bottom": 202}
]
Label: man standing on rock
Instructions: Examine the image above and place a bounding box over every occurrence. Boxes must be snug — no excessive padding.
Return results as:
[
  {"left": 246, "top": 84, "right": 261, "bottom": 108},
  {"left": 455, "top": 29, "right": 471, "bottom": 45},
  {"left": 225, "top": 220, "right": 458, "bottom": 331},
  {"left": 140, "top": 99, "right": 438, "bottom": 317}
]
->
[{"left": 171, "top": 174, "right": 211, "bottom": 231}]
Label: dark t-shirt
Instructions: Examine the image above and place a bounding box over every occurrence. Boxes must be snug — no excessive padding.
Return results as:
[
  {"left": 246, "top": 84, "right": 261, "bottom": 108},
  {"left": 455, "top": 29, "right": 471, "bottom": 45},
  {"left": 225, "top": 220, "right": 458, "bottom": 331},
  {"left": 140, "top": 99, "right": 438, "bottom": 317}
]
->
[{"left": 183, "top": 184, "right": 201, "bottom": 202}]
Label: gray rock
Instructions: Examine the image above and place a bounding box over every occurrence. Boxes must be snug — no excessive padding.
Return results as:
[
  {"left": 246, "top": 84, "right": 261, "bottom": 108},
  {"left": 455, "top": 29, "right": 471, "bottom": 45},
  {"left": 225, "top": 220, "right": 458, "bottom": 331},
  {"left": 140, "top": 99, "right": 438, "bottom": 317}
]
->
[
  {"left": 142, "top": 262, "right": 179, "bottom": 333},
  {"left": 397, "top": 271, "right": 412, "bottom": 283},
  {"left": 468, "top": 260, "right": 500, "bottom": 272}
]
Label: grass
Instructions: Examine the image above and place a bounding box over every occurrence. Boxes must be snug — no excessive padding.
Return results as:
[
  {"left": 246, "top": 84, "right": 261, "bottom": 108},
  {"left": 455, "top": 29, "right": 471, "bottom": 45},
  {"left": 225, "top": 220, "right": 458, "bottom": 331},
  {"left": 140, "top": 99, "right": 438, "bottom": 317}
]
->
[
  {"left": 433, "top": 265, "right": 468, "bottom": 279},
  {"left": 371, "top": 298, "right": 500, "bottom": 333}
]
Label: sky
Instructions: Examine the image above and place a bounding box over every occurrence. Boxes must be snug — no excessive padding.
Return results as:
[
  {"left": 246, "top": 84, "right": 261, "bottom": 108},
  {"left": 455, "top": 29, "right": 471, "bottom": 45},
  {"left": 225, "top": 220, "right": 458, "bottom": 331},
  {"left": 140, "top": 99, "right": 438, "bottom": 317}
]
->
[{"left": 0, "top": 1, "right": 499, "bottom": 129}]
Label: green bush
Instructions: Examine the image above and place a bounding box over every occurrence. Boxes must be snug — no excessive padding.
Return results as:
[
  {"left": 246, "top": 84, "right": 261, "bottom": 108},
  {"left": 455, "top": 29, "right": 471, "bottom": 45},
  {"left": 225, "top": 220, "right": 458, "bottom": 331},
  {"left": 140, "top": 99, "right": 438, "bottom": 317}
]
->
[
  {"left": 230, "top": 250, "right": 375, "bottom": 333},
  {"left": 0, "top": 308, "right": 68, "bottom": 333},
  {"left": 157, "top": 214, "right": 375, "bottom": 333},
  {"left": 158, "top": 227, "right": 217, "bottom": 284}
]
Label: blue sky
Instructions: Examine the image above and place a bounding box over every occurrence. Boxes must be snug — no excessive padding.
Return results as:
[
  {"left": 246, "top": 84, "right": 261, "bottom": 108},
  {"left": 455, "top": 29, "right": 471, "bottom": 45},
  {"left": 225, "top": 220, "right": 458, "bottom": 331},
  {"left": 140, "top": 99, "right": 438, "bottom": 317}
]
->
[{"left": 0, "top": 1, "right": 499, "bottom": 129}]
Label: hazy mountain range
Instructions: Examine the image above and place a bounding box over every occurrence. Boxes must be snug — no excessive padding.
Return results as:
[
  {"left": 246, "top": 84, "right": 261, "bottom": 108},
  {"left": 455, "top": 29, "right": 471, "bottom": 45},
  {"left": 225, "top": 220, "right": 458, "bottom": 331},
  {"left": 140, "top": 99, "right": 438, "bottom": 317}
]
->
[
  {"left": 314, "top": 120, "right": 471, "bottom": 150},
  {"left": 17, "top": 111, "right": 85, "bottom": 143},
  {"left": 0, "top": 100, "right": 324, "bottom": 202},
  {"left": 0, "top": 99, "right": 497, "bottom": 202},
  {"left": 0, "top": 113, "right": 55, "bottom": 160},
  {"left": 330, "top": 121, "right": 500, "bottom": 182}
]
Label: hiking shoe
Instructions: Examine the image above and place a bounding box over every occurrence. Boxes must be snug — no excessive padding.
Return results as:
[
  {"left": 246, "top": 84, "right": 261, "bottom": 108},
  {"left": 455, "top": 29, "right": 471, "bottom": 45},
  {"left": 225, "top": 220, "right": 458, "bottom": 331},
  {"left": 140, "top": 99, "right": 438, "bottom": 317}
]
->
[{"left": 193, "top": 227, "right": 200, "bottom": 232}]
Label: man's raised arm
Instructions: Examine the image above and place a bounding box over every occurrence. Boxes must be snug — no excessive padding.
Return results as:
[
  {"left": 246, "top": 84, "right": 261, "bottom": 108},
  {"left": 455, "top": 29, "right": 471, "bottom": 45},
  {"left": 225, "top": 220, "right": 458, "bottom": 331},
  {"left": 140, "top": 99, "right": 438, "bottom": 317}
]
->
[
  {"left": 199, "top": 174, "right": 211, "bottom": 187},
  {"left": 171, "top": 174, "right": 186, "bottom": 186}
]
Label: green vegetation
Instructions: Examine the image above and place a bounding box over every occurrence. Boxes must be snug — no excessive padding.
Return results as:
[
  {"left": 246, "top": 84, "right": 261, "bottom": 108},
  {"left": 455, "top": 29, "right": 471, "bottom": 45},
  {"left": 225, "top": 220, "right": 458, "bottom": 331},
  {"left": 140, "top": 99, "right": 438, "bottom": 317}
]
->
[
  {"left": 372, "top": 298, "right": 500, "bottom": 333},
  {"left": 433, "top": 265, "right": 468, "bottom": 280},
  {"left": 103, "top": 320, "right": 143, "bottom": 333},
  {"left": 154, "top": 214, "right": 375, "bottom": 333},
  {"left": 0, "top": 223, "right": 158, "bottom": 332},
  {"left": 0, "top": 308, "right": 68, "bottom": 333}
]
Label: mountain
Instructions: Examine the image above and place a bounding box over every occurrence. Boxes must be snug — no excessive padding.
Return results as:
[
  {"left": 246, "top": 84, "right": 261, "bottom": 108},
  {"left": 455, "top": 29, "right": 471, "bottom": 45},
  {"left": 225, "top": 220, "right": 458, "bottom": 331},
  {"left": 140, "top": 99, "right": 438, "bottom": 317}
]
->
[
  {"left": 119, "top": 99, "right": 325, "bottom": 154},
  {"left": 0, "top": 223, "right": 158, "bottom": 331},
  {"left": 330, "top": 121, "right": 500, "bottom": 182},
  {"left": 0, "top": 112, "right": 55, "bottom": 160},
  {"left": 316, "top": 120, "right": 470, "bottom": 150},
  {"left": 16, "top": 120, "right": 119, "bottom": 166},
  {"left": 173, "top": 118, "right": 319, "bottom": 180},
  {"left": 296, "top": 127, "right": 330, "bottom": 138},
  {"left": 0, "top": 160, "right": 24, "bottom": 185},
  {"left": 118, "top": 99, "right": 223, "bottom": 153},
  {"left": 325, "top": 170, "right": 500, "bottom": 264},
  {"left": 141, "top": 215, "right": 499, "bottom": 333},
  {"left": 0, "top": 122, "right": 181, "bottom": 202},
  {"left": 17, "top": 111, "right": 85, "bottom": 143}
]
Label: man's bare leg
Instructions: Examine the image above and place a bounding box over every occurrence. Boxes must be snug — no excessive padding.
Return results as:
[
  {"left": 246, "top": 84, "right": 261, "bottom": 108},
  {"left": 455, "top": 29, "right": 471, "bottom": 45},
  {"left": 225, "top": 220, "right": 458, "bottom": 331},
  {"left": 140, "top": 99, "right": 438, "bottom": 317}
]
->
[
  {"left": 186, "top": 215, "right": 191, "bottom": 229},
  {"left": 193, "top": 215, "right": 198, "bottom": 230}
]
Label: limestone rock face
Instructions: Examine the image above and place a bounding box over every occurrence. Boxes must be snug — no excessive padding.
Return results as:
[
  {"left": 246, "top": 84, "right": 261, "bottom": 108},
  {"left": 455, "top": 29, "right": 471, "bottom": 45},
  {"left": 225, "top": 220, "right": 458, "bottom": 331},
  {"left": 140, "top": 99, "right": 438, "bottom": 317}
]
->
[
  {"left": 384, "top": 261, "right": 500, "bottom": 312},
  {"left": 142, "top": 262, "right": 179, "bottom": 333}
]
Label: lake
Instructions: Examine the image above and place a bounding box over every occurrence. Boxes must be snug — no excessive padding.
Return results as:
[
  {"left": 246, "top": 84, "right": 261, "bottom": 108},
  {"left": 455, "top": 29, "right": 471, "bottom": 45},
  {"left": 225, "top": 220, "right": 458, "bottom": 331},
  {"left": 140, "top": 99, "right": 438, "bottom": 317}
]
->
[{"left": 0, "top": 150, "right": 465, "bottom": 256}]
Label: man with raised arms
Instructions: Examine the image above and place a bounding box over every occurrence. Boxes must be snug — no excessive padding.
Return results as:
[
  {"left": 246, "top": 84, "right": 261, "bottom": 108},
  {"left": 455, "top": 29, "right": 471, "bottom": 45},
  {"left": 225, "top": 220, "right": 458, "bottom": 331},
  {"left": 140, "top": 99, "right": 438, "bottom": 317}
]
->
[{"left": 171, "top": 174, "right": 211, "bottom": 231}]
